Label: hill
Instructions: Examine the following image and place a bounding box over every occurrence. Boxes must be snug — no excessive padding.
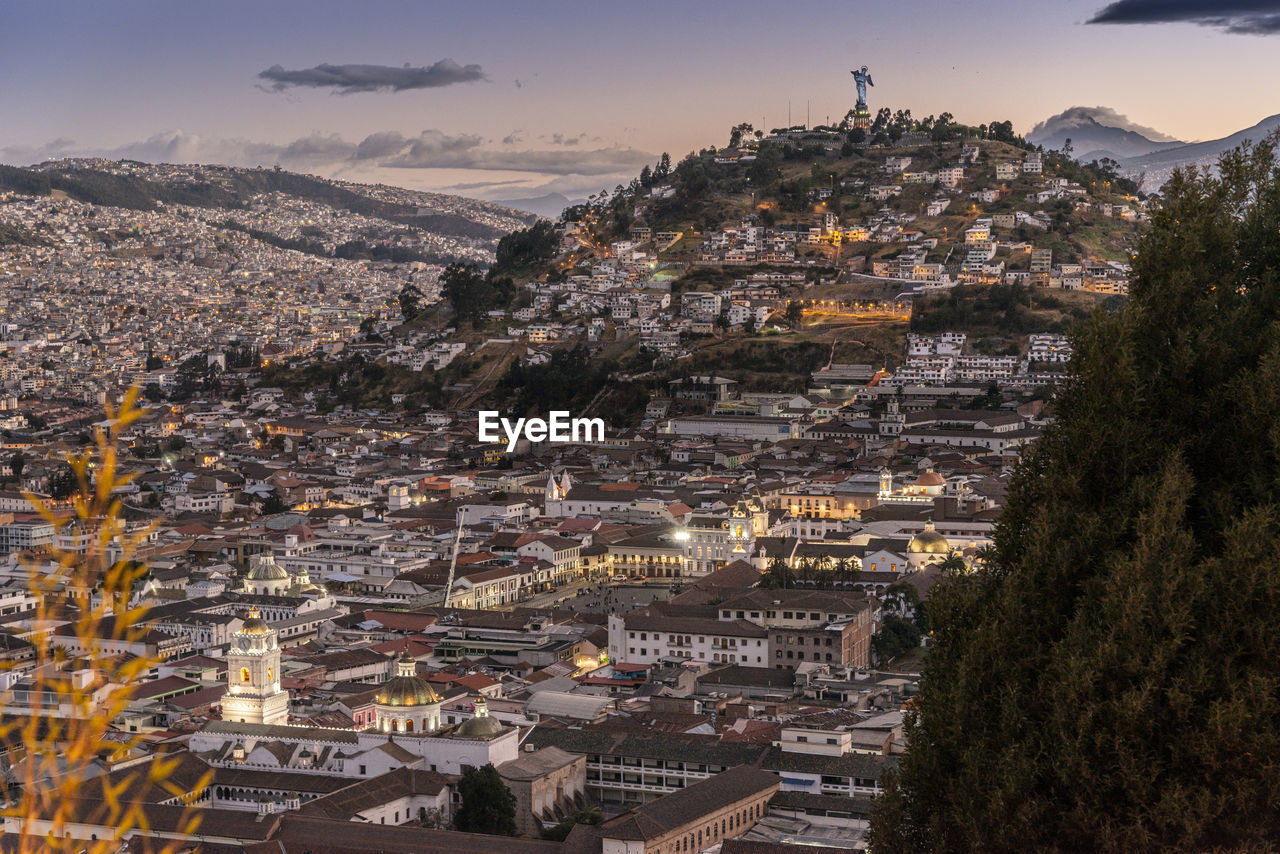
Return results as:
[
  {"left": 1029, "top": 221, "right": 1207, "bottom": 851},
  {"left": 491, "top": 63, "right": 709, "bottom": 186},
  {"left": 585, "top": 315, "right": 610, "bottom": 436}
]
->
[
  {"left": 343, "top": 117, "right": 1147, "bottom": 418},
  {"left": 0, "top": 159, "right": 535, "bottom": 263},
  {"left": 1119, "top": 113, "right": 1280, "bottom": 189}
]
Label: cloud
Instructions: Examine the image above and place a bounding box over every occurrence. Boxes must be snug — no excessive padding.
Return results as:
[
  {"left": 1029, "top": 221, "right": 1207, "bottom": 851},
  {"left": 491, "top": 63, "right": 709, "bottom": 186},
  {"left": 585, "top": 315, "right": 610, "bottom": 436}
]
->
[
  {"left": 380, "top": 140, "right": 654, "bottom": 175},
  {"left": 257, "top": 59, "right": 485, "bottom": 94},
  {"left": 501, "top": 130, "right": 524, "bottom": 145},
  {"left": 440, "top": 179, "right": 523, "bottom": 191},
  {"left": 0, "top": 137, "right": 79, "bottom": 164},
  {"left": 548, "top": 133, "right": 585, "bottom": 146},
  {"left": 7, "top": 129, "right": 655, "bottom": 179},
  {"left": 1030, "top": 106, "right": 1180, "bottom": 142},
  {"left": 353, "top": 131, "right": 410, "bottom": 160},
  {"left": 1088, "top": 0, "right": 1280, "bottom": 34}
]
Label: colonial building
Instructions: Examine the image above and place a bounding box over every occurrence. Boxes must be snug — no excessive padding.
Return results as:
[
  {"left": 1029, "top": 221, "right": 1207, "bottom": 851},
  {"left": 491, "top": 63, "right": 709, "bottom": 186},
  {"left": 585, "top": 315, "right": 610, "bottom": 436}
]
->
[
  {"left": 221, "top": 606, "right": 289, "bottom": 726},
  {"left": 373, "top": 649, "right": 443, "bottom": 734}
]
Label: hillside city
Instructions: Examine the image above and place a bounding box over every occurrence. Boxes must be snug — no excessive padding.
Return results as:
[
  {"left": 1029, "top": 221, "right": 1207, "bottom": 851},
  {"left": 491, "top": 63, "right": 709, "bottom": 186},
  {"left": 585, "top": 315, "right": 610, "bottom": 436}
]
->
[{"left": 0, "top": 109, "right": 1167, "bottom": 852}]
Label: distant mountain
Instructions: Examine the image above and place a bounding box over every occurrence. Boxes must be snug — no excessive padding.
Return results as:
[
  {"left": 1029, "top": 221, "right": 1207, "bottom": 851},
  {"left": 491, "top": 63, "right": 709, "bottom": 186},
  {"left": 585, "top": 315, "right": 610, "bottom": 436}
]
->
[
  {"left": 493, "top": 192, "right": 583, "bottom": 219},
  {"left": 1120, "top": 113, "right": 1280, "bottom": 171},
  {"left": 1029, "top": 106, "right": 1182, "bottom": 161}
]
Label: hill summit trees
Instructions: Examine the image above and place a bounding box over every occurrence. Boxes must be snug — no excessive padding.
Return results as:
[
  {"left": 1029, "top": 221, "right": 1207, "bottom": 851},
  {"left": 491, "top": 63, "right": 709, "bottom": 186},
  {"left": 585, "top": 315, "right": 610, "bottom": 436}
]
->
[{"left": 870, "top": 135, "right": 1280, "bottom": 852}]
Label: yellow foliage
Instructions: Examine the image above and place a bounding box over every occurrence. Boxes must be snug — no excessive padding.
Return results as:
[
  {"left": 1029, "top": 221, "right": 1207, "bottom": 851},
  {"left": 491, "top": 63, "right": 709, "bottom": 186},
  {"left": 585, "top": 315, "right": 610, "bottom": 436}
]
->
[{"left": 0, "top": 388, "right": 210, "bottom": 852}]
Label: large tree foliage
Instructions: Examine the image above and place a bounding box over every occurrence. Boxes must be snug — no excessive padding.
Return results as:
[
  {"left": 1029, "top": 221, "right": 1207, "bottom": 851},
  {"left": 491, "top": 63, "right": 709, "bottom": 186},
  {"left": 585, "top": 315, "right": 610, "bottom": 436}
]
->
[
  {"left": 441, "top": 262, "right": 514, "bottom": 327},
  {"left": 454, "top": 763, "right": 518, "bottom": 836},
  {"left": 493, "top": 220, "right": 559, "bottom": 276},
  {"left": 871, "top": 136, "right": 1280, "bottom": 852}
]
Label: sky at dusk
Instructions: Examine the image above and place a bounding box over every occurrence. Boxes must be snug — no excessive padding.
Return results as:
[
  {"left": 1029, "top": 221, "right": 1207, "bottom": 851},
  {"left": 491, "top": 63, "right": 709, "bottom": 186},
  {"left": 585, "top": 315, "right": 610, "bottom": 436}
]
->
[{"left": 3, "top": 0, "right": 1279, "bottom": 201}]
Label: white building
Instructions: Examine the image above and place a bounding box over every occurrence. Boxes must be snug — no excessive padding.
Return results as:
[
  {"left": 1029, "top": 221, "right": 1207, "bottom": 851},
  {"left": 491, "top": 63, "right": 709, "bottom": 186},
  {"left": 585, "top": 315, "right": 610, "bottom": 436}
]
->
[{"left": 221, "top": 607, "right": 290, "bottom": 726}]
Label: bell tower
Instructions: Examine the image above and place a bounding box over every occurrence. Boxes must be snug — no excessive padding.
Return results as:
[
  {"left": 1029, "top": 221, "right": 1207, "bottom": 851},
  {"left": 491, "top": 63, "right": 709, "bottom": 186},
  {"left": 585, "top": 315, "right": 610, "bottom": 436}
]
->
[{"left": 223, "top": 607, "right": 289, "bottom": 726}]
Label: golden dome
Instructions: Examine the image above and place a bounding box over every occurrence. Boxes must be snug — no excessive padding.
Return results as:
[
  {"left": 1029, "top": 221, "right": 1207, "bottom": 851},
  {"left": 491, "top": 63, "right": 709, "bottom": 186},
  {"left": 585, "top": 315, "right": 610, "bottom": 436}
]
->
[
  {"left": 375, "top": 651, "right": 440, "bottom": 707},
  {"left": 240, "top": 606, "right": 270, "bottom": 635},
  {"left": 908, "top": 524, "right": 949, "bottom": 555},
  {"left": 376, "top": 677, "right": 441, "bottom": 707}
]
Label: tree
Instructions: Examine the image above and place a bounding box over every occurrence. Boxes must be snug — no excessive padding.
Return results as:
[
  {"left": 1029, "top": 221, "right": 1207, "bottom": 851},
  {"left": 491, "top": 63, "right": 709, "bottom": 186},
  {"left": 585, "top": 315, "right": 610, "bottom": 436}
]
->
[
  {"left": 398, "top": 281, "right": 424, "bottom": 321},
  {"left": 871, "top": 134, "right": 1280, "bottom": 852},
  {"left": 760, "top": 556, "right": 795, "bottom": 589},
  {"left": 9, "top": 450, "right": 24, "bottom": 482},
  {"left": 871, "top": 614, "right": 922, "bottom": 664},
  {"left": 493, "top": 220, "right": 558, "bottom": 276},
  {"left": 48, "top": 466, "right": 78, "bottom": 500},
  {"left": 455, "top": 763, "right": 518, "bottom": 836},
  {"left": 655, "top": 152, "right": 672, "bottom": 180},
  {"left": 259, "top": 493, "right": 288, "bottom": 515},
  {"left": 784, "top": 300, "right": 804, "bottom": 329},
  {"left": 441, "top": 261, "right": 492, "bottom": 326}
]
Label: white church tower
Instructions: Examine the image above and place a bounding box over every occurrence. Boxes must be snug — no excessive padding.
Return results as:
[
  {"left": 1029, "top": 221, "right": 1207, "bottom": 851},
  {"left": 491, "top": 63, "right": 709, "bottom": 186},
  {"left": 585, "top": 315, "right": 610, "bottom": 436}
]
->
[
  {"left": 544, "top": 470, "right": 572, "bottom": 516},
  {"left": 223, "top": 607, "right": 289, "bottom": 726}
]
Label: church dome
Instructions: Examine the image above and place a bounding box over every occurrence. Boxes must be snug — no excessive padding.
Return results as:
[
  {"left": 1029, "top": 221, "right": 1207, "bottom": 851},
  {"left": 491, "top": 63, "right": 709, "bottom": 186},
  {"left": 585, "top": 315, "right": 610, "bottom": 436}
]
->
[
  {"left": 456, "top": 713, "right": 505, "bottom": 738},
  {"left": 455, "top": 696, "right": 505, "bottom": 738},
  {"left": 914, "top": 471, "right": 945, "bottom": 488},
  {"left": 908, "top": 525, "right": 949, "bottom": 554},
  {"left": 247, "top": 555, "right": 289, "bottom": 581},
  {"left": 240, "top": 606, "right": 271, "bottom": 635},
  {"left": 377, "top": 677, "right": 441, "bottom": 707},
  {"left": 375, "top": 652, "right": 440, "bottom": 707}
]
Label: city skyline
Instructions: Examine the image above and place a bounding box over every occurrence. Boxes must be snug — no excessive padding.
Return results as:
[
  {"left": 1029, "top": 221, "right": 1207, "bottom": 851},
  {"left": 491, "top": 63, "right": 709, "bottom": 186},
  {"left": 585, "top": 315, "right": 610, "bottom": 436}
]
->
[{"left": 3, "top": 0, "right": 1279, "bottom": 201}]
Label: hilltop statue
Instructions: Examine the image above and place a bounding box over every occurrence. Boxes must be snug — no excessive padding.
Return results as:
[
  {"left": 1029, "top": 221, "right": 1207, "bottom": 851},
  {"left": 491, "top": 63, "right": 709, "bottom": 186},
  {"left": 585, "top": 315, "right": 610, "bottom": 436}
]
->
[{"left": 851, "top": 66, "right": 874, "bottom": 110}]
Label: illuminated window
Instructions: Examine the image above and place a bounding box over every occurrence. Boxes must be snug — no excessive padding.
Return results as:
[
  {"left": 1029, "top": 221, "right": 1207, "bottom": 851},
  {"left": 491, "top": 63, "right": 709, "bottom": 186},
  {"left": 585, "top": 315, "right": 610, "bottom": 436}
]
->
[
  {"left": 240, "top": 667, "right": 250, "bottom": 682},
  {"left": 267, "top": 667, "right": 273, "bottom": 680}
]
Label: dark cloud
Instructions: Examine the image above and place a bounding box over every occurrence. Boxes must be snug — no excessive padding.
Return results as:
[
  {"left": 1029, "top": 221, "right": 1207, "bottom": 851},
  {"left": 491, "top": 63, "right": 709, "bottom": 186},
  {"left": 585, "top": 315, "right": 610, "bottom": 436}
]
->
[
  {"left": 353, "top": 131, "right": 411, "bottom": 160},
  {"left": 257, "top": 59, "right": 485, "bottom": 94},
  {"left": 501, "top": 130, "right": 524, "bottom": 145},
  {"left": 1088, "top": 0, "right": 1280, "bottom": 34},
  {"left": 548, "top": 133, "right": 585, "bottom": 146},
  {"left": 1030, "top": 106, "right": 1180, "bottom": 142}
]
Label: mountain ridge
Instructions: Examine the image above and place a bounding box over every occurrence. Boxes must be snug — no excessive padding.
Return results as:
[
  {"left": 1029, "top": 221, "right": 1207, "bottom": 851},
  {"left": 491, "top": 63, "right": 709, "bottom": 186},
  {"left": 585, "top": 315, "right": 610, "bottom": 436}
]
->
[{"left": 1028, "top": 107, "right": 1180, "bottom": 160}]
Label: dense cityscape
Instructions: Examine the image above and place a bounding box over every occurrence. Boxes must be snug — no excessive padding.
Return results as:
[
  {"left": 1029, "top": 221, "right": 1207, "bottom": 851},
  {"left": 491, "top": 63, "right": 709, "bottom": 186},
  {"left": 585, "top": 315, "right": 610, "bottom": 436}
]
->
[{"left": 3, "top": 2, "right": 1280, "bottom": 852}]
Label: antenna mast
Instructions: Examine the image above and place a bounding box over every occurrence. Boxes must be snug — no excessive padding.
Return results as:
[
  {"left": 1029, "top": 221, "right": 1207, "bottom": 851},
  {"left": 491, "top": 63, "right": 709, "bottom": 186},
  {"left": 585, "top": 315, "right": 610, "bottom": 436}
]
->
[{"left": 441, "top": 523, "right": 466, "bottom": 608}]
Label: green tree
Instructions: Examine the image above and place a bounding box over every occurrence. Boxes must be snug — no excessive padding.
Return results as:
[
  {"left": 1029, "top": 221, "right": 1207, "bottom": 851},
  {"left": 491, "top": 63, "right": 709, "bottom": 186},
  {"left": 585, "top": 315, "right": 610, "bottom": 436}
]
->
[
  {"left": 870, "top": 135, "right": 1280, "bottom": 852},
  {"left": 259, "top": 493, "right": 288, "bottom": 515},
  {"left": 493, "top": 220, "right": 559, "bottom": 276},
  {"left": 784, "top": 300, "right": 804, "bottom": 329},
  {"left": 871, "top": 614, "right": 922, "bottom": 664},
  {"left": 398, "top": 281, "right": 424, "bottom": 320},
  {"left": 760, "top": 556, "right": 795, "bottom": 589},
  {"left": 455, "top": 763, "right": 518, "bottom": 836},
  {"left": 655, "top": 152, "right": 671, "bottom": 180},
  {"left": 9, "top": 451, "right": 24, "bottom": 482},
  {"left": 48, "top": 467, "right": 79, "bottom": 500}
]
